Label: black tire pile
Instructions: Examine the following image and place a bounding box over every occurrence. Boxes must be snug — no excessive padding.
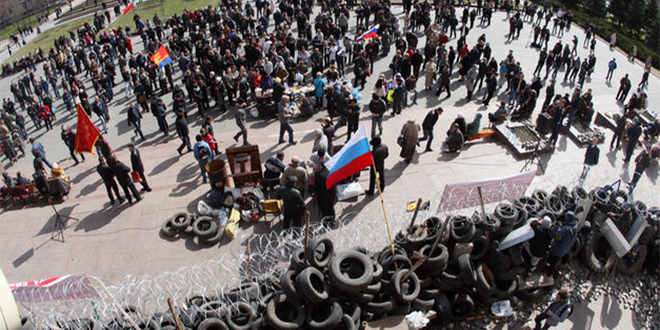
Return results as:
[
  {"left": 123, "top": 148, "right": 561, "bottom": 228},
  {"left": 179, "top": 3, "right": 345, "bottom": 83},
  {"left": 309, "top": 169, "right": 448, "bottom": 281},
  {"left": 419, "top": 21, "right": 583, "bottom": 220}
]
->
[
  {"left": 161, "top": 212, "right": 224, "bottom": 246},
  {"left": 58, "top": 185, "right": 658, "bottom": 329}
]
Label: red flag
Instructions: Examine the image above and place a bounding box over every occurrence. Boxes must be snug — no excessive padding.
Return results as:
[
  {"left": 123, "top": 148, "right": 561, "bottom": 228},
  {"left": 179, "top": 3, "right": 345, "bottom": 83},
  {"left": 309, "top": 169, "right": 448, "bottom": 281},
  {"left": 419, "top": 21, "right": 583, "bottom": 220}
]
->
[
  {"left": 74, "top": 104, "right": 101, "bottom": 155},
  {"left": 122, "top": 2, "right": 135, "bottom": 15}
]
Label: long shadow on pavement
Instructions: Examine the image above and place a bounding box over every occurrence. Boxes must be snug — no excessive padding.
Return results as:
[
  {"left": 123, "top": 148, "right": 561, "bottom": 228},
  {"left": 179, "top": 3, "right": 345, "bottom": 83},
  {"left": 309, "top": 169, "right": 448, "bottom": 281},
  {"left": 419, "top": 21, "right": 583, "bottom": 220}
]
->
[
  {"left": 73, "top": 202, "right": 131, "bottom": 232},
  {"left": 76, "top": 178, "right": 103, "bottom": 198},
  {"left": 35, "top": 204, "right": 78, "bottom": 236},
  {"left": 150, "top": 155, "right": 180, "bottom": 176},
  {"left": 72, "top": 166, "right": 97, "bottom": 184}
]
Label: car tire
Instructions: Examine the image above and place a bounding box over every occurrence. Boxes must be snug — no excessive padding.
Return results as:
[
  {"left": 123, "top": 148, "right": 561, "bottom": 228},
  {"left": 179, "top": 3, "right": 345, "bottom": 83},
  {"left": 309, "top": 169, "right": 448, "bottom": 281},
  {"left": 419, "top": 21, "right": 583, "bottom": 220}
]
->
[
  {"left": 265, "top": 294, "right": 305, "bottom": 329},
  {"left": 295, "top": 267, "right": 329, "bottom": 304},
  {"left": 193, "top": 216, "right": 218, "bottom": 239},
  {"left": 329, "top": 250, "right": 374, "bottom": 292}
]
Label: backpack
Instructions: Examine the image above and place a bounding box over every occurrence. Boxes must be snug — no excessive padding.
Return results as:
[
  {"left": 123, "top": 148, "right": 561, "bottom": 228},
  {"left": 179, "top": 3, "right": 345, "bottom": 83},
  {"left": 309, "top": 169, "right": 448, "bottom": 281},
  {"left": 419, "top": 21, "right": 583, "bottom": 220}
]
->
[{"left": 198, "top": 147, "right": 210, "bottom": 161}]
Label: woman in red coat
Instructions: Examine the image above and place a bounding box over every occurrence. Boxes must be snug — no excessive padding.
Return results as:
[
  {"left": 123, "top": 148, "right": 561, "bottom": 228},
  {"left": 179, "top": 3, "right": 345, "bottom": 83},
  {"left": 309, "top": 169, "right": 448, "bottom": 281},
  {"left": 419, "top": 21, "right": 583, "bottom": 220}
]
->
[
  {"left": 125, "top": 37, "right": 133, "bottom": 53},
  {"left": 39, "top": 104, "right": 53, "bottom": 131}
]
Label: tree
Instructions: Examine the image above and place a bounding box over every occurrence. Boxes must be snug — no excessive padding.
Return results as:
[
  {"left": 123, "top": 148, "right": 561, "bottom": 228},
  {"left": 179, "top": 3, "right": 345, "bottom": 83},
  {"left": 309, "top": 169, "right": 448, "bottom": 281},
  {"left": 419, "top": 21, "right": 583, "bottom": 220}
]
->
[
  {"left": 587, "top": 0, "right": 608, "bottom": 18},
  {"left": 609, "top": 0, "right": 631, "bottom": 27},
  {"left": 627, "top": 0, "right": 648, "bottom": 35},
  {"left": 648, "top": 19, "right": 660, "bottom": 51},
  {"left": 644, "top": 0, "right": 659, "bottom": 28}
]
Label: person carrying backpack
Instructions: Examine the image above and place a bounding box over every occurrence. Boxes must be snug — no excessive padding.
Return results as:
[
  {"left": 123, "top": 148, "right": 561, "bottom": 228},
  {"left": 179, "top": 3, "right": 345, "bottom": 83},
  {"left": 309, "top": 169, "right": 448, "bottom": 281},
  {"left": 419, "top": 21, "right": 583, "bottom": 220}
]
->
[
  {"left": 534, "top": 287, "right": 573, "bottom": 330},
  {"left": 193, "top": 135, "right": 212, "bottom": 184}
]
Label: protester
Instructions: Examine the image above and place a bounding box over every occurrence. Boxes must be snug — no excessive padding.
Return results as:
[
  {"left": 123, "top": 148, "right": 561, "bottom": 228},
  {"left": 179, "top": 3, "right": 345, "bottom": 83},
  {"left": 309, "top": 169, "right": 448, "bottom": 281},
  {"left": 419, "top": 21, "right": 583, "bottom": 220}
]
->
[
  {"left": 312, "top": 150, "right": 336, "bottom": 221},
  {"left": 109, "top": 155, "right": 141, "bottom": 204},
  {"left": 30, "top": 138, "right": 53, "bottom": 169},
  {"left": 399, "top": 119, "right": 419, "bottom": 163},
  {"left": 366, "top": 136, "right": 389, "bottom": 196},
  {"left": 548, "top": 211, "right": 578, "bottom": 268},
  {"left": 577, "top": 138, "right": 599, "bottom": 186},
  {"left": 232, "top": 104, "right": 249, "bottom": 145},
  {"left": 419, "top": 107, "right": 444, "bottom": 152},
  {"left": 97, "top": 157, "right": 123, "bottom": 205},
  {"left": 534, "top": 287, "right": 573, "bottom": 330},
  {"left": 61, "top": 126, "right": 84, "bottom": 166},
  {"left": 128, "top": 144, "right": 151, "bottom": 193},
  {"left": 274, "top": 176, "right": 305, "bottom": 229},
  {"left": 193, "top": 135, "right": 212, "bottom": 184},
  {"left": 628, "top": 148, "right": 652, "bottom": 196},
  {"left": 174, "top": 110, "right": 192, "bottom": 155}
]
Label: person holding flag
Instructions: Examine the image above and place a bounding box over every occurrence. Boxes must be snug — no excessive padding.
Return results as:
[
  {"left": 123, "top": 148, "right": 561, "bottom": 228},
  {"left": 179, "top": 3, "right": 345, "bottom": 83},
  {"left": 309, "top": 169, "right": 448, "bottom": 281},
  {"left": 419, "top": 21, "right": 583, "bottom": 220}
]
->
[
  {"left": 150, "top": 45, "right": 173, "bottom": 69},
  {"left": 324, "top": 126, "right": 374, "bottom": 190},
  {"left": 123, "top": 1, "right": 137, "bottom": 15},
  {"left": 356, "top": 25, "right": 379, "bottom": 41},
  {"left": 323, "top": 126, "right": 397, "bottom": 255}
]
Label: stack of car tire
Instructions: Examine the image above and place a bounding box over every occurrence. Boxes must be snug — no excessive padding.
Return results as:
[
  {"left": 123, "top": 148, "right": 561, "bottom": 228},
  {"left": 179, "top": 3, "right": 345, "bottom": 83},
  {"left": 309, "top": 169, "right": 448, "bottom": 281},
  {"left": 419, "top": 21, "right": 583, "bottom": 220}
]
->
[
  {"left": 161, "top": 212, "right": 224, "bottom": 246},
  {"left": 92, "top": 185, "right": 657, "bottom": 329}
]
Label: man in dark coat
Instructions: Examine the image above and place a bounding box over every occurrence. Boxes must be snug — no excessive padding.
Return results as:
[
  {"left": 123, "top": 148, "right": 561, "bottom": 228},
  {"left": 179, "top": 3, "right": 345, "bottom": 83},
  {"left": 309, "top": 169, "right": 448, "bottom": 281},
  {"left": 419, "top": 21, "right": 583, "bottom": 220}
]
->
[
  {"left": 578, "top": 138, "right": 600, "bottom": 186},
  {"left": 610, "top": 112, "right": 627, "bottom": 151},
  {"left": 175, "top": 110, "right": 192, "bottom": 154},
  {"left": 435, "top": 65, "right": 451, "bottom": 98},
  {"left": 548, "top": 99, "right": 565, "bottom": 146},
  {"left": 151, "top": 97, "right": 169, "bottom": 136},
  {"left": 312, "top": 151, "right": 337, "bottom": 221},
  {"left": 274, "top": 176, "right": 305, "bottom": 229},
  {"left": 233, "top": 104, "right": 249, "bottom": 145},
  {"left": 345, "top": 98, "right": 360, "bottom": 142},
  {"left": 128, "top": 144, "right": 151, "bottom": 192},
  {"left": 624, "top": 120, "right": 642, "bottom": 163},
  {"left": 109, "top": 155, "right": 141, "bottom": 204},
  {"left": 529, "top": 216, "right": 553, "bottom": 271},
  {"left": 366, "top": 136, "right": 389, "bottom": 196},
  {"left": 127, "top": 102, "right": 145, "bottom": 140},
  {"left": 61, "top": 126, "right": 84, "bottom": 165},
  {"left": 97, "top": 157, "right": 123, "bottom": 204},
  {"left": 418, "top": 107, "right": 444, "bottom": 152}
]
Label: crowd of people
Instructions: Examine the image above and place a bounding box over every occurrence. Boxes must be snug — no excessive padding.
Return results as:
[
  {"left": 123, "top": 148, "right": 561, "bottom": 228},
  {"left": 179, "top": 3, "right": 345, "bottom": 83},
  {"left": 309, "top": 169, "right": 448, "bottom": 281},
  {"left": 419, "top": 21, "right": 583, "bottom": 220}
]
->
[{"left": 0, "top": 0, "right": 658, "bottom": 216}]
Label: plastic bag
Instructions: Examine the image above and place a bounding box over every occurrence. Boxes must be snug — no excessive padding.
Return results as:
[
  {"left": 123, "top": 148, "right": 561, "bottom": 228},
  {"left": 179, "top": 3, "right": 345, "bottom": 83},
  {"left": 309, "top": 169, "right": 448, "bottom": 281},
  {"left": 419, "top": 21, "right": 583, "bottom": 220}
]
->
[
  {"left": 225, "top": 208, "right": 241, "bottom": 239},
  {"left": 336, "top": 182, "right": 363, "bottom": 201},
  {"left": 405, "top": 311, "right": 429, "bottom": 329},
  {"left": 491, "top": 300, "right": 513, "bottom": 317}
]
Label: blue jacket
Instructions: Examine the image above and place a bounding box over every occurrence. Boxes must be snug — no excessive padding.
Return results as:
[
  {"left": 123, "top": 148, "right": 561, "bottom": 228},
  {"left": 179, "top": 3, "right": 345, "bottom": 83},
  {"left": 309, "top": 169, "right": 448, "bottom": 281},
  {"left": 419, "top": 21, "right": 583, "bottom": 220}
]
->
[
  {"left": 193, "top": 141, "right": 211, "bottom": 162},
  {"left": 31, "top": 141, "right": 46, "bottom": 158},
  {"left": 314, "top": 77, "right": 326, "bottom": 98},
  {"left": 550, "top": 212, "right": 578, "bottom": 257}
]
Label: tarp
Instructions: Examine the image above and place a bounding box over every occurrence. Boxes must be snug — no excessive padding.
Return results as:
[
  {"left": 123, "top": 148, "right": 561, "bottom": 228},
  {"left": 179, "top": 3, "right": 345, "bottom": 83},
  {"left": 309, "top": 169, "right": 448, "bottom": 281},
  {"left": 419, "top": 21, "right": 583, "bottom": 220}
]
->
[
  {"left": 437, "top": 171, "right": 536, "bottom": 212},
  {"left": 10, "top": 275, "right": 99, "bottom": 303}
]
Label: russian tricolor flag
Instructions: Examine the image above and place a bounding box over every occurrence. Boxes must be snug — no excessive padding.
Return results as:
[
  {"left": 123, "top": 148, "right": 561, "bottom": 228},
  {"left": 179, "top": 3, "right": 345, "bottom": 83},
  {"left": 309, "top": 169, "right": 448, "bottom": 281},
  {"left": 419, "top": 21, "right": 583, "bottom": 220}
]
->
[
  {"left": 324, "top": 126, "right": 374, "bottom": 189},
  {"left": 356, "top": 25, "right": 379, "bottom": 41}
]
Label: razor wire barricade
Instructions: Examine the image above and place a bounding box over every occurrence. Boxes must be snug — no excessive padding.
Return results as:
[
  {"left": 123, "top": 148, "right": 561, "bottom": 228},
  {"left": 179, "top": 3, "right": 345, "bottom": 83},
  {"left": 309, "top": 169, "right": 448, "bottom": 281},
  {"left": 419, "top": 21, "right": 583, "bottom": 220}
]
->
[{"left": 13, "top": 173, "right": 659, "bottom": 329}]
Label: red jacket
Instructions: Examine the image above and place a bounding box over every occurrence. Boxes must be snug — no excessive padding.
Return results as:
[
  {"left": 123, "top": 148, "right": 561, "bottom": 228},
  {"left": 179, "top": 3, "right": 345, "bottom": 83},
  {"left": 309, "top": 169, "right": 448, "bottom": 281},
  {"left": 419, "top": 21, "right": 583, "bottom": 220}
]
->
[
  {"left": 39, "top": 105, "right": 51, "bottom": 120},
  {"left": 202, "top": 133, "right": 217, "bottom": 152}
]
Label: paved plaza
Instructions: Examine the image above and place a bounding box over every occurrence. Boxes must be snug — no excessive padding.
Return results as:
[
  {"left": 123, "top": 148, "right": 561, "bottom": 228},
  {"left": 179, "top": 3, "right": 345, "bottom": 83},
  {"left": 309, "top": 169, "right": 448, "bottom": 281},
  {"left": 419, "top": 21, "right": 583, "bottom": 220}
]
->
[{"left": 0, "top": 3, "right": 658, "bottom": 329}]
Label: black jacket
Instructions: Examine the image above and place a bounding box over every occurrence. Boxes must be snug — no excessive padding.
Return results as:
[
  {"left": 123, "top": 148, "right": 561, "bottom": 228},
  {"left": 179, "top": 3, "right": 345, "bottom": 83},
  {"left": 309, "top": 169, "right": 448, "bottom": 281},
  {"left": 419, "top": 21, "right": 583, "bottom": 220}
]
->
[
  {"left": 127, "top": 105, "right": 141, "bottom": 125},
  {"left": 111, "top": 160, "right": 132, "bottom": 183},
  {"left": 130, "top": 149, "right": 144, "bottom": 173},
  {"left": 584, "top": 144, "right": 599, "bottom": 166},
  {"left": 96, "top": 163, "right": 117, "bottom": 184},
  {"left": 274, "top": 186, "right": 305, "bottom": 217},
  {"left": 372, "top": 144, "right": 389, "bottom": 171},
  {"left": 422, "top": 110, "right": 439, "bottom": 129},
  {"left": 175, "top": 116, "right": 189, "bottom": 138}
]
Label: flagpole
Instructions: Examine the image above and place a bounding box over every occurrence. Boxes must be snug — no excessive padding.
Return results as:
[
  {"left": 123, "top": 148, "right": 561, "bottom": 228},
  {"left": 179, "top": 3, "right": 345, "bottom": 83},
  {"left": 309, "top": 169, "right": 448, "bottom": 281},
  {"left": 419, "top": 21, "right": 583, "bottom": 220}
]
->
[{"left": 373, "top": 165, "right": 396, "bottom": 257}]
